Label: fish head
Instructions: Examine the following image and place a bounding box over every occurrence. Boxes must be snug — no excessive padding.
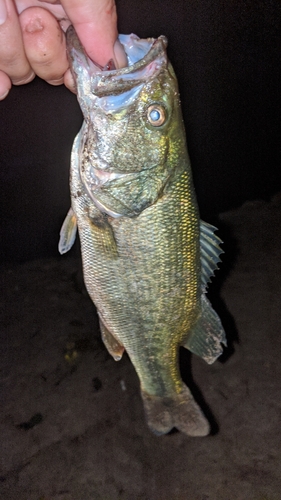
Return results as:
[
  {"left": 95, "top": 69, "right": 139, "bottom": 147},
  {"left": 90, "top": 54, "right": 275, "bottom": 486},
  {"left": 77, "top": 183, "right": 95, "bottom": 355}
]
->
[{"left": 67, "top": 27, "right": 188, "bottom": 217}]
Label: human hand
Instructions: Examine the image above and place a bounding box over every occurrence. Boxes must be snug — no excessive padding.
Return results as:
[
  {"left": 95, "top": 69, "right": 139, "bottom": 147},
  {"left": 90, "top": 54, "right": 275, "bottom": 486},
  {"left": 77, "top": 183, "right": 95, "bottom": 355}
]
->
[{"left": 0, "top": 0, "right": 127, "bottom": 99}]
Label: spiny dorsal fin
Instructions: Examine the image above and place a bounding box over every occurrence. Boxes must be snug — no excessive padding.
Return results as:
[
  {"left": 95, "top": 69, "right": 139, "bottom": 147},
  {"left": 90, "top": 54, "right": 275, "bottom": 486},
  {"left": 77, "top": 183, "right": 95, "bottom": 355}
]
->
[{"left": 200, "top": 220, "right": 223, "bottom": 291}]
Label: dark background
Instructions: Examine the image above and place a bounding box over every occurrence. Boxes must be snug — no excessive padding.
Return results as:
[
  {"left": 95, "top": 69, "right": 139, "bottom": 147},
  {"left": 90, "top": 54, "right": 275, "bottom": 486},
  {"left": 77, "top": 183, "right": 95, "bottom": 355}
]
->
[{"left": 1, "top": 0, "right": 281, "bottom": 262}]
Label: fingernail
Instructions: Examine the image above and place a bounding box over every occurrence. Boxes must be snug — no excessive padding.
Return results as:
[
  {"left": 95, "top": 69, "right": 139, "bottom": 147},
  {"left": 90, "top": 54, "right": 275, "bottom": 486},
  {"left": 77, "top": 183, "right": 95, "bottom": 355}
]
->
[
  {"left": 13, "top": 71, "right": 35, "bottom": 85},
  {"left": 0, "top": 0, "right": 7, "bottom": 25},
  {"left": 25, "top": 17, "right": 44, "bottom": 34},
  {"left": 113, "top": 39, "right": 128, "bottom": 69},
  {"left": 47, "top": 77, "right": 64, "bottom": 86},
  {"left": 59, "top": 19, "right": 71, "bottom": 33}
]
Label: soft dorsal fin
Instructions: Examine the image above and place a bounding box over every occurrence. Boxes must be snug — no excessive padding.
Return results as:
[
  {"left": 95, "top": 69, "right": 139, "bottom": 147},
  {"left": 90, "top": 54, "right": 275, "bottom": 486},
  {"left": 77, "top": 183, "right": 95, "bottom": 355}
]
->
[
  {"left": 200, "top": 220, "right": 223, "bottom": 291},
  {"left": 182, "top": 294, "right": 227, "bottom": 364},
  {"left": 58, "top": 208, "right": 77, "bottom": 255}
]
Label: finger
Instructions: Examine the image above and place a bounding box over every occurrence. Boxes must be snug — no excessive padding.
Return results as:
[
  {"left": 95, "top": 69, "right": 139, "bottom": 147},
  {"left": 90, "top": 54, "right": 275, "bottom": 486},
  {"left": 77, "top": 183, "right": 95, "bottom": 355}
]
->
[
  {"left": 59, "top": 0, "right": 127, "bottom": 68},
  {"left": 63, "top": 67, "right": 76, "bottom": 93},
  {"left": 19, "top": 7, "right": 68, "bottom": 85},
  {"left": 16, "top": 0, "right": 66, "bottom": 19},
  {"left": 0, "top": 69, "right": 11, "bottom": 99},
  {"left": 0, "top": 0, "right": 34, "bottom": 85},
  {"left": 38, "top": 0, "right": 60, "bottom": 4}
]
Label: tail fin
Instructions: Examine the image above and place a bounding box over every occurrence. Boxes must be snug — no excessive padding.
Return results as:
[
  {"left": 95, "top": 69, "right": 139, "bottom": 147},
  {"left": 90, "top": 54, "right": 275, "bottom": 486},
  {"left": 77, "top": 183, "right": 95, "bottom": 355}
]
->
[{"left": 141, "top": 386, "right": 210, "bottom": 437}]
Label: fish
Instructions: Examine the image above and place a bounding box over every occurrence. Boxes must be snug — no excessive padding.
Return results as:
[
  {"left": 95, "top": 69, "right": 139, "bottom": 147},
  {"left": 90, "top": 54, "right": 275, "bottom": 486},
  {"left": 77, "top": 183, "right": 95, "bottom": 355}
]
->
[{"left": 59, "top": 26, "right": 226, "bottom": 437}]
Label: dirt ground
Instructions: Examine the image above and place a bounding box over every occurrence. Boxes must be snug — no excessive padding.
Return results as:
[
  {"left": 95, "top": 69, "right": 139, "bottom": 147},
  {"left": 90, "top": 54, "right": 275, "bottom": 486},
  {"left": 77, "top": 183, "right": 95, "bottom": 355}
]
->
[{"left": 1, "top": 194, "right": 281, "bottom": 500}]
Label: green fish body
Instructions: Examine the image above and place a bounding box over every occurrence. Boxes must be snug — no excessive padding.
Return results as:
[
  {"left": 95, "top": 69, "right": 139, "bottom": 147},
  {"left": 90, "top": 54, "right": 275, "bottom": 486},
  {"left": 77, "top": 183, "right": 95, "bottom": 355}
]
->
[{"left": 60, "top": 27, "right": 226, "bottom": 436}]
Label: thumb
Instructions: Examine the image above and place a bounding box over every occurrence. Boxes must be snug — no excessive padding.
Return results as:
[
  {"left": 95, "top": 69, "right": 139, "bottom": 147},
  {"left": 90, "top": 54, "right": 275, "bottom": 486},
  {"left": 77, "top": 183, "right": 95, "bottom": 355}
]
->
[{"left": 60, "top": 0, "right": 127, "bottom": 68}]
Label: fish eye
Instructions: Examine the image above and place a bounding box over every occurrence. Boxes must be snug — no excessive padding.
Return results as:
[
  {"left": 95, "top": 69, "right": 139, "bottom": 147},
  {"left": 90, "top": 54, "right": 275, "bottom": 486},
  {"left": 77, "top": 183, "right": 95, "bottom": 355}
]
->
[{"left": 147, "top": 104, "right": 166, "bottom": 127}]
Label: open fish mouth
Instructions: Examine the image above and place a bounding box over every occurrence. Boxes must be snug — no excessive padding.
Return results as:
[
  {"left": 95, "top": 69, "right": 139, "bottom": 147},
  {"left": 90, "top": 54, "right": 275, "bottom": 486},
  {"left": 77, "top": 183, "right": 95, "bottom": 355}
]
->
[
  {"left": 66, "top": 28, "right": 168, "bottom": 100},
  {"left": 66, "top": 27, "right": 170, "bottom": 126}
]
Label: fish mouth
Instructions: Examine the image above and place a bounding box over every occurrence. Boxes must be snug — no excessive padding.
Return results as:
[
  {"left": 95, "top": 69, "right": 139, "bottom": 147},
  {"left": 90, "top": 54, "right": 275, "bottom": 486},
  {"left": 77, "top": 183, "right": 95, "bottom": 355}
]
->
[{"left": 66, "top": 27, "right": 168, "bottom": 101}]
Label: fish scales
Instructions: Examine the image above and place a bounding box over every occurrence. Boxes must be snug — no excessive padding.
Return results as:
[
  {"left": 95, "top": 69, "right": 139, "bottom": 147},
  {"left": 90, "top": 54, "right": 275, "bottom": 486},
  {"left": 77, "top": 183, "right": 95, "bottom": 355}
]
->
[
  {"left": 60, "top": 27, "right": 226, "bottom": 436},
  {"left": 73, "top": 138, "right": 199, "bottom": 395}
]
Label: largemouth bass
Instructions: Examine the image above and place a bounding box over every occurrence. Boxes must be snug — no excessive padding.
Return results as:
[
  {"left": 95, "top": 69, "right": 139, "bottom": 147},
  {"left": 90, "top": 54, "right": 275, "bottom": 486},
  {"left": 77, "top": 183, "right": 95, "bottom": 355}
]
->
[{"left": 59, "top": 26, "right": 226, "bottom": 436}]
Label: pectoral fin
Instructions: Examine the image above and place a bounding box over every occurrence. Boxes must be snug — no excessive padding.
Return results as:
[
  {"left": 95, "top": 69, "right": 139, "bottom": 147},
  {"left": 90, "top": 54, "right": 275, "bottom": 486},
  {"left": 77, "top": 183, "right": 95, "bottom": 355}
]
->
[
  {"left": 183, "top": 294, "right": 227, "bottom": 364},
  {"left": 99, "top": 318, "right": 125, "bottom": 361},
  {"left": 58, "top": 208, "right": 77, "bottom": 255}
]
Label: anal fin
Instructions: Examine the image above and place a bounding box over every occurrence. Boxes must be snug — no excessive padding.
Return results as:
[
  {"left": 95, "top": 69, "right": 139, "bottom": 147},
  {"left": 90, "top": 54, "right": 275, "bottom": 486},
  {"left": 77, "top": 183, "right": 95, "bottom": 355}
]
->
[
  {"left": 99, "top": 318, "right": 124, "bottom": 361},
  {"left": 183, "top": 294, "right": 227, "bottom": 364}
]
